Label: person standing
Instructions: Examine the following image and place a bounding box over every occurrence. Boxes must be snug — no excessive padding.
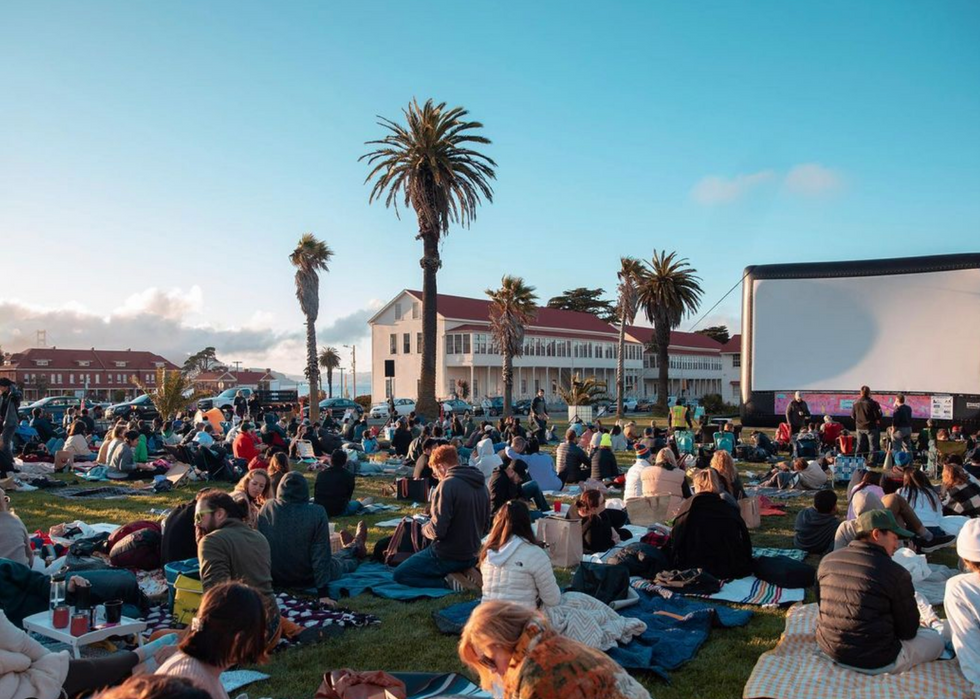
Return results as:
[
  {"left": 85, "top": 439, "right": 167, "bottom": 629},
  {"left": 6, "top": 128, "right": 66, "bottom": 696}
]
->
[
  {"left": 891, "top": 394, "right": 913, "bottom": 451},
  {"left": 851, "top": 386, "right": 883, "bottom": 460},
  {"left": 530, "top": 389, "right": 549, "bottom": 444},
  {"left": 785, "top": 391, "right": 811, "bottom": 435},
  {"left": 668, "top": 399, "right": 692, "bottom": 432},
  {"left": 0, "top": 378, "right": 20, "bottom": 461},
  {"left": 233, "top": 391, "right": 248, "bottom": 422}
]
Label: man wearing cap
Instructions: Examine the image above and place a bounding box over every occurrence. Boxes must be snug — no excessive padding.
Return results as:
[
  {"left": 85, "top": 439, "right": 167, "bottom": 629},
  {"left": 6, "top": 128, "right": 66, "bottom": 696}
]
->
[
  {"left": 624, "top": 443, "right": 653, "bottom": 500},
  {"left": 816, "top": 509, "right": 944, "bottom": 674}
]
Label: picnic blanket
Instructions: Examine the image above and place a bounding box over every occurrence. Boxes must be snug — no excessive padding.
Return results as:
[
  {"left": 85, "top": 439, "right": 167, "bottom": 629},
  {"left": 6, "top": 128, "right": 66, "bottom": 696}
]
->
[
  {"left": 758, "top": 495, "right": 788, "bottom": 516},
  {"left": 328, "top": 561, "right": 457, "bottom": 601},
  {"left": 632, "top": 574, "right": 806, "bottom": 607},
  {"left": 747, "top": 487, "right": 809, "bottom": 500},
  {"left": 142, "top": 592, "right": 379, "bottom": 648},
  {"left": 743, "top": 603, "right": 973, "bottom": 699},
  {"left": 392, "top": 672, "right": 490, "bottom": 699},
  {"left": 48, "top": 486, "right": 157, "bottom": 499},
  {"left": 753, "top": 547, "right": 808, "bottom": 562}
]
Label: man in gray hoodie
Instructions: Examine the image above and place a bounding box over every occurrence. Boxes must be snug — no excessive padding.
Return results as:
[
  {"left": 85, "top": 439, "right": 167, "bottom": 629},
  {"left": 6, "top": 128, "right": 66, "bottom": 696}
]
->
[
  {"left": 257, "top": 472, "right": 366, "bottom": 607},
  {"left": 393, "top": 445, "right": 491, "bottom": 590}
]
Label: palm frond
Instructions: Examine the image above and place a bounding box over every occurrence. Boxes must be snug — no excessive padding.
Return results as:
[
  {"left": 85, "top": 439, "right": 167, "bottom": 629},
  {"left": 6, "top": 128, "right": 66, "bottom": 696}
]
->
[
  {"left": 557, "top": 374, "right": 608, "bottom": 406},
  {"left": 486, "top": 275, "right": 538, "bottom": 357},
  {"left": 133, "top": 369, "right": 209, "bottom": 420}
]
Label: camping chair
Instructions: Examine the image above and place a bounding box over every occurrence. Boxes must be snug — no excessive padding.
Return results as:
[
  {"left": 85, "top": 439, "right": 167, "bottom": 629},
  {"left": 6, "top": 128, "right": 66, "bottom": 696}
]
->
[
  {"left": 821, "top": 422, "right": 842, "bottom": 448},
  {"left": 674, "top": 430, "right": 695, "bottom": 456},
  {"left": 774, "top": 423, "right": 792, "bottom": 452},
  {"left": 713, "top": 431, "right": 735, "bottom": 455},
  {"left": 935, "top": 440, "right": 968, "bottom": 477}
]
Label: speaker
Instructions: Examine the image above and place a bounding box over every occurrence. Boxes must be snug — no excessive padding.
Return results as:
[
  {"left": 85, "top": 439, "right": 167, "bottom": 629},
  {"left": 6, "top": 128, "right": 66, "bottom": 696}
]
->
[{"left": 384, "top": 360, "right": 395, "bottom": 378}]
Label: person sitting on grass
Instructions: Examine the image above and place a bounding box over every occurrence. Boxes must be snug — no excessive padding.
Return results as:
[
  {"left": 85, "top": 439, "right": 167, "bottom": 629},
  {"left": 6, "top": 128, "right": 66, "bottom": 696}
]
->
[
  {"left": 266, "top": 451, "right": 290, "bottom": 494},
  {"left": 710, "top": 450, "right": 746, "bottom": 501},
  {"left": 944, "top": 518, "right": 980, "bottom": 697},
  {"left": 899, "top": 466, "right": 965, "bottom": 537},
  {"left": 231, "top": 469, "right": 272, "bottom": 529},
  {"left": 571, "top": 489, "right": 631, "bottom": 554},
  {"left": 314, "top": 449, "right": 373, "bottom": 518},
  {"left": 794, "top": 490, "right": 840, "bottom": 554},
  {"left": 489, "top": 446, "right": 549, "bottom": 516},
  {"left": 624, "top": 443, "right": 653, "bottom": 500},
  {"left": 816, "top": 509, "right": 944, "bottom": 674},
  {"left": 522, "top": 437, "right": 561, "bottom": 492},
  {"left": 233, "top": 422, "right": 266, "bottom": 467},
  {"left": 640, "top": 447, "right": 691, "bottom": 500},
  {"left": 393, "top": 445, "right": 490, "bottom": 591},
  {"left": 942, "top": 458, "right": 980, "bottom": 517},
  {"left": 459, "top": 600, "right": 651, "bottom": 699},
  {"left": 98, "top": 424, "right": 127, "bottom": 464},
  {"left": 63, "top": 420, "right": 94, "bottom": 461},
  {"left": 556, "top": 428, "right": 591, "bottom": 484},
  {"left": 107, "top": 430, "right": 165, "bottom": 480},
  {"left": 590, "top": 433, "right": 619, "bottom": 482},
  {"left": 257, "top": 472, "right": 366, "bottom": 609},
  {"left": 156, "top": 582, "right": 268, "bottom": 699},
  {"left": 0, "top": 487, "right": 32, "bottom": 567}
]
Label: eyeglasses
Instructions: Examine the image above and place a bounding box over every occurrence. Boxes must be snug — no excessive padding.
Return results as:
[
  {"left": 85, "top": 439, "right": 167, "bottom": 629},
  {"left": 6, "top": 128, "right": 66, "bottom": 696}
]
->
[{"left": 194, "top": 509, "right": 214, "bottom": 524}]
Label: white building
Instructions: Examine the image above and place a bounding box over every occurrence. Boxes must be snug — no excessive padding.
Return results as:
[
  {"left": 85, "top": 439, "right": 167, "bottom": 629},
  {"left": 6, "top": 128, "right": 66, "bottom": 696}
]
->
[
  {"left": 624, "top": 326, "right": 726, "bottom": 401},
  {"left": 369, "top": 290, "right": 645, "bottom": 403},
  {"left": 720, "top": 335, "right": 742, "bottom": 405}
]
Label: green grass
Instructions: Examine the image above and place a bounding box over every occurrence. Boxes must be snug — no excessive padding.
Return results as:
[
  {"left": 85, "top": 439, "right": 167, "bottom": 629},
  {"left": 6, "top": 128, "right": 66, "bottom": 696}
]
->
[{"left": 8, "top": 430, "right": 935, "bottom": 699}]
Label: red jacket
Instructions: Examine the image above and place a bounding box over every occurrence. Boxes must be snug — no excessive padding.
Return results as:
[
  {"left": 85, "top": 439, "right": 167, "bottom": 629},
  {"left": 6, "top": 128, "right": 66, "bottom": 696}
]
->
[{"left": 233, "top": 432, "right": 261, "bottom": 461}]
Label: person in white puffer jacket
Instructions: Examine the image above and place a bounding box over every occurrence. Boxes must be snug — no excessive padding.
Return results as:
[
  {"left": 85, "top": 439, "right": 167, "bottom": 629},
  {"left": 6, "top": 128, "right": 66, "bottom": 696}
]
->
[
  {"left": 480, "top": 501, "right": 561, "bottom": 609},
  {"left": 623, "top": 443, "right": 652, "bottom": 501}
]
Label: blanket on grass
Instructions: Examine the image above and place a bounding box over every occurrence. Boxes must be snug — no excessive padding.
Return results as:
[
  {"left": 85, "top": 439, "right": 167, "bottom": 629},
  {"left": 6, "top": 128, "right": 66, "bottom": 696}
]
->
[
  {"left": 48, "top": 486, "right": 156, "bottom": 499},
  {"left": 743, "top": 603, "right": 972, "bottom": 699},
  {"left": 142, "top": 592, "right": 379, "bottom": 648},
  {"left": 632, "top": 575, "right": 806, "bottom": 606},
  {"left": 328, "top": 561, "right": 456, "bottom": 601},
  {"left": 752, "top": 547, "right": 807, "bottom": 562},
  {"left": 432, "top": 590, "right": 751, "bottom": 679},
  {"left": 392, "top": 672, "right": 490, "bottom": 699}
]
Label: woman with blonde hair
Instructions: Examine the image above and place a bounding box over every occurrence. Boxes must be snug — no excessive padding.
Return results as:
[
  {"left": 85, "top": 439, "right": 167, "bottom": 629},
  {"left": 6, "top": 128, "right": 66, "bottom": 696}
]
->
[
  {"left": 710, "top": 450, "right": 745, "bottom": 500},
  {"left": 97, "top": 424, "right": 128, "bottom": 464},
  {"left": 640, "top": 447, "right": 691, "bottom": 499},
  {"left": 459, "top": 600, "right": 650, "bottom": 699},
  {"left": 232, "top": 469, "right": 272, "bottom": 528}
]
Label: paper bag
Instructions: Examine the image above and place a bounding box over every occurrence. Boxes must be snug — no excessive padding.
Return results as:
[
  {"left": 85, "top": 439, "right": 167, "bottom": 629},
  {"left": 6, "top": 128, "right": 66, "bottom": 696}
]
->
[
  {"left": 626, "top": 494, "right": 683, "bottom": 526},
  {"left": 536, "top": 516, "right": 583, "bottom": 568},
  {"left": 739, "top": 495, "right": 761, "bottom": 529}
]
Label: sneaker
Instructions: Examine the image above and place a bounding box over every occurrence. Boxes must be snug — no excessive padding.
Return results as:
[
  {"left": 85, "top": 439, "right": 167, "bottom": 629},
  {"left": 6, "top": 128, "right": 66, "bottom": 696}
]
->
[
  {"left": 445, "top": 572, "right": 471, "bottom": 592},
  {"left": 916, "top": 533, "right": 955, "bottom": 553},
  {"left": 445, "top": 568, "right": 482, "bottom": 592}
]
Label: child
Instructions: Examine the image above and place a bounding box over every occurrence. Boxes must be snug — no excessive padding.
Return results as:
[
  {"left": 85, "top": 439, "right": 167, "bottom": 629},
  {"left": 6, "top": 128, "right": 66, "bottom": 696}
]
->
[{"left": 793, "top": 490, "right": 840, "bottom": 554}]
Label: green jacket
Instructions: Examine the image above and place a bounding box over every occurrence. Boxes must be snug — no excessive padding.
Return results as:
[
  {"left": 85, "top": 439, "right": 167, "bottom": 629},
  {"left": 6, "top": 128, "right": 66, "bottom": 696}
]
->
[{"left": 134, "top": 434, "right": 148, "bottom": 463}]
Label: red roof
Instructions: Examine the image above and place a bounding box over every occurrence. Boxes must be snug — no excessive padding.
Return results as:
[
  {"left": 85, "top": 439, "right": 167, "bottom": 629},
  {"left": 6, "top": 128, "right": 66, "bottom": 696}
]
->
[
  {"left": 407, "top": 291, "right": 620, "bottom": 337},
  {"left": 4, "top": 347, "right": 178, "bottom": 371},
  {"left": 625, "top": 326, "right": 724, "bottom": 353},
  {"left": 721, "top": 335, "right": 742, "bottom": 353}
]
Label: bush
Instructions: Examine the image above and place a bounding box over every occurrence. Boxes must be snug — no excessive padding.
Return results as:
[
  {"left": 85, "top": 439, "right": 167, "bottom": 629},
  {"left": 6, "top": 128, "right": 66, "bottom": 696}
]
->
[
  {"left": 701, "top": 393, "right": 726, "bottom": 414},
  {"left": 354, "top": 394, "right": 372, "bottom": 410}
]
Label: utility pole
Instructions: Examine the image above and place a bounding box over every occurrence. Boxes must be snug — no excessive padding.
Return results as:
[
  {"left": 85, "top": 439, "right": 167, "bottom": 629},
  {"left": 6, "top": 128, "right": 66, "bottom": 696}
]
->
[
  {"left": 343, "top": 344, "right": 357, "bottom": 399},
  {"left": 339, "top": 367, "right": 346, "bottom": 399}
]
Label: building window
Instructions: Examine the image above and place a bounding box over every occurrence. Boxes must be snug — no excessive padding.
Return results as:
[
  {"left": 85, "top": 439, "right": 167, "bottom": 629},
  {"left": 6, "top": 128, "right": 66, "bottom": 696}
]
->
[
  {"left": 403, "top": 333, "right": 411, "bottom": 354},
  {"left": 146, "top": 373, "right": 153, "bottom": 382},
  {"left": 394, "top": 303, "right": 403, "bottom": 320},
  {"left": 521, "top": 379, "right": 527, "bottom": 394},
  {"left": 412, "top": 302, "right": 420, "bottom": 319},
  {"left": 70, "top": 374, "right": 75, "bottom": 384},
  {"left": 390, "top": 334, "right": 398, "bottom": 355},
  {"left": 385, "top": 378, "right": 393, "bottom": 399},
  {"left": 733, "top": 354, "right": 741, "bottom": 368},
  {"left": 417, "top": 333, "right": 422, "bottom": 354},
  {"left": 95, "top": 374, "right": 100, "bottom": 384},
  {"left": 463, "top": 334, "right": 471, "bottom": 354}
]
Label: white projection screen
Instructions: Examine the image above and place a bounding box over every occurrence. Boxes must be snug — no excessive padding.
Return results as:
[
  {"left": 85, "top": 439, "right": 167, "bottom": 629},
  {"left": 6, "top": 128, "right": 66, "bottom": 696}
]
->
[{"left": 740, "top": 254, "right": 980, "bottom": 427}]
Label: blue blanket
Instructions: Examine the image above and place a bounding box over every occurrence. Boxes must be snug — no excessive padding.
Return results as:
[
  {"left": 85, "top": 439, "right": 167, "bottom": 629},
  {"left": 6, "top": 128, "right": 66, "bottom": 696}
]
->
[
  {"left": 328, "top": 562, "right": 457, "bottom": 601},
  {"left": 432, "top": 591, "right": 752, "bottom": 678}
]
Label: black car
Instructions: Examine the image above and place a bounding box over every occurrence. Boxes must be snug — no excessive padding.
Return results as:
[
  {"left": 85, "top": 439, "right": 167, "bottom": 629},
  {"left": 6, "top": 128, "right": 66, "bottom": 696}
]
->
[
  {"left": 513, "top": 399, "right": 533, "bottom": 416},
  {"left": 106, "top": 394, "right": 159, "bottom": 421},
  {"left": 307, "top": 398, "right": 364, "bottom": 420}
]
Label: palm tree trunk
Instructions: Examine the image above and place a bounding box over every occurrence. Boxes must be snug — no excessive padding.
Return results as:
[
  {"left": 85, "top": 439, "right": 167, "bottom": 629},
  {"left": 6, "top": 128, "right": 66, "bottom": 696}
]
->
[
  {"left": 306, "top": 318, "right": 320, "bottom": 423},
  {"left": 327, "top": 368, "right": 333, "bottom": 398},
  {"left": 417, "top": 232, "right": 441, "bottom": 418},
  {"left": 616, "top": 322, "right": 626, "bottom": 418},
  {"left": 502, "top": 351, "right": 513, "bottom": 418},
  {"left": 656, "top": 319, "right": 670, "bottom": 412}
]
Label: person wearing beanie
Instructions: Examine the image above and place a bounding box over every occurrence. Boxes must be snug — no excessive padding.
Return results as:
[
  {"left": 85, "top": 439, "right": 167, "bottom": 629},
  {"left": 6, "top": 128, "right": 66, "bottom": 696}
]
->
[
  {"left": 590, "top": 432, "right": 619, "bottom": 482},
  {"left": 624, "top": 444, "right": 652, "bottom": 500},
  {"left": 944, "top": 518, "right": 980, "bottom": 697}
]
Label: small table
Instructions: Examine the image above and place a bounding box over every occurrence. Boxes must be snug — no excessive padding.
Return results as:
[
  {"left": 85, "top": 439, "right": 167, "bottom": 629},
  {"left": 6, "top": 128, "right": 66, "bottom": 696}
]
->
[{"left": 23, "top": 610, "right": 146, "bottom": 659}]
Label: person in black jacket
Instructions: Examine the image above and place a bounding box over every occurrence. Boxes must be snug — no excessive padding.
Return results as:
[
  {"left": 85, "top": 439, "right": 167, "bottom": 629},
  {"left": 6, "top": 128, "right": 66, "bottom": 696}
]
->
[
  {"left": 891, "top": 393, "right": 914, "bottom": 451},
  {"left": 785, "top": 392, "right": 811, "bottom": 435},
  {"left": 488, "top": 451, "right": 549, "bottom": 515},
  {"left": 572, "top": 489, "right": 631, "bottom": 554},
  {"left": 851, "top": 386, "right": 883, "bottom": 460},
  {"left": 314, "top": 449, "right": 371, "bottom": 517},
  {"left": 667, "top": 489, "right": 753, "bottom": 580},
  {"left": 390, "top": 418, "right": 413, "bottom": 457},
  {"left": 556, "top": 429, "right": 591, "bottom": 484},
  {"left": 815, "top": 509, "right": 944, "bottom": 673}
]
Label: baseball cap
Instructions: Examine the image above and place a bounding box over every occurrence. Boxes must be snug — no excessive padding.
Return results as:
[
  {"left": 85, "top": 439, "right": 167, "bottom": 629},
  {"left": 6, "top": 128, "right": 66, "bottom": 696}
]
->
[{"left": 854, "top": 509, "right": 915, "bottom": 539}]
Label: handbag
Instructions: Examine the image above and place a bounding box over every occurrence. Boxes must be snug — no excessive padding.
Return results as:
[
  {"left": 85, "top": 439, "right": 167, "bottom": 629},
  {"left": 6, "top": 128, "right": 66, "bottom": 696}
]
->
[
  {"left": 626, "top": 494, "right": 683, "bottom": 526},
  {"left": 535, "top": 516, "right": 583, "bottom": 568},
  {"left": 653, "top": 568, "right": 722, "bottom": 595},
  {"left": 569, "top": 561, "right": 631, "bottom": 605},
  {"left": 315, "top": 670, "right": 407, "bottom": 699},
  {"left": 739, "top": 495, "right": 761, "bottom": 529}
]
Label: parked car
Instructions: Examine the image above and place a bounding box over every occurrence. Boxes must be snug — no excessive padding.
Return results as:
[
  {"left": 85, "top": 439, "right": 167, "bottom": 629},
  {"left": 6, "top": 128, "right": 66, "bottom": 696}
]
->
[
  {"left": 308, "top": 398, "right": 364, "bottom": 420},
  {"left": 622, "top": 398, "right": 638, "bottom": 412},
  {"left": 370, "top": 398, "right": 417, "bottom": 419},
  {"left": 197, "top": 387, "right": 299, "bottom": 412},
  {"left": 479, "top": 396, "right": 520, "bottom": 417},
  {"left": 441, "top": 398, "right": 472, "bottom": 415},
  {"left": 106, "top": 393, "right": 159, "bottom": 421},
  {"left": 18, "top": 396, "right": 100, "bottom": 423},
  {"left": 513, "top": 399, "right": 533, "bottom": 416},
  {"left": 635, "top": 399, "right": 656, "bottom": 413}
]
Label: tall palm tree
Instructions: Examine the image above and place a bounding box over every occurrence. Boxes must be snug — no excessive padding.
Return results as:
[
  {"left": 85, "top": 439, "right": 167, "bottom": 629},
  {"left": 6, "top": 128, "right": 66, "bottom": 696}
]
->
[
  {"left": 637, "top": 250, "right": 703, "bottom": 411},
  {"left": 486, "top": 276, "right": 537, "bottom": 418},
  {"left": 133, "top": 369, "right": 209, "bottom": 420},
  {"left": 557, "top": 374, "right": 607, "bottom": 407},
  {"left": 615, "top": 256, "right": 644, "bottom": 418},
  {"left": 318, "top": 346, "right": 341, "bottom": 398},
  {"left": 290, "top": 233, "right": 333, "bottom": 423},
  {"left": 361, "top": 99, "right": 496, "bottom": 418}
]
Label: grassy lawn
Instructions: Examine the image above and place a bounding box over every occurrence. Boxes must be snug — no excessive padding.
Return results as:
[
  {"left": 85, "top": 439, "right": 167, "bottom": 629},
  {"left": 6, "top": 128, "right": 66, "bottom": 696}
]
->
[{"left": 8, "top": 424, "right": 914, "bottom": 699}]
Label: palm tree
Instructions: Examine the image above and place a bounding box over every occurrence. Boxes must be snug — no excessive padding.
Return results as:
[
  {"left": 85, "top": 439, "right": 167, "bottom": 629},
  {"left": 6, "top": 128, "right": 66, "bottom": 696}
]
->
[
  {"left": 637, "top": 250, "right": 704, "bottom": 411},
  {"left": 318, "top": 346, "right": 341, "bottom": 398},
  {"left": 557, "top": 374, "right": 608, "bottom": 407},
  {"left": 486, "top": 276, "right": 537, "bottom": 418},
  {"left": 361, "top": 99, "right": 496, "bottom": 418},
  {"left": 133, "top": 369, "right": 209, "bottom": 420},
  {"left": 290, "top": 233, "right": 333, "bottom": 424},
  {"left": 615, "top": 257, "right": 644, "bottom": 418}
]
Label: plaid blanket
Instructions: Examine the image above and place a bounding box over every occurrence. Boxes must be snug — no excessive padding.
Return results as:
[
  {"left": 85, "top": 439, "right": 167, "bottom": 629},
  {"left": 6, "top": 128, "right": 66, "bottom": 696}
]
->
[
  {"left": 142, "top": 592, "right": 380, "bottom": 648},
  {"left": 753, "top": 547, "right": 808, "bottom": 562},
  {"left": 49, "top": 486, "right": 156, "bottom": 499},
  {"left": 632, "top": 575, "right": 805, "bottom": 607},
  {"left": 743, "top": 603, "right": 972, "bottom": 699}
]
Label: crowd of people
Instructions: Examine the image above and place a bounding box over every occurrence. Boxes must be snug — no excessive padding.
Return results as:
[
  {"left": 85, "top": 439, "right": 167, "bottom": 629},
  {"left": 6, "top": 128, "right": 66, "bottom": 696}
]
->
[{"left": 2, "top": 377, "right": 980, "bottom": 698}]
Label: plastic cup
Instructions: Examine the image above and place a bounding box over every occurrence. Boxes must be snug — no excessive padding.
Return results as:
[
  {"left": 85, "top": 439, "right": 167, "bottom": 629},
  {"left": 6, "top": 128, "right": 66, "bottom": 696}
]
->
[
  {"left": 52, "top": 605, "right": 70, "bottom": 629},
  {"left": 104, "top": 599, "right": 123, "bottom": 625},
  {"left": 70, "top": 613, "right": 89, "bottom": 637},
  {"left": 553, "top": 501, "right": 562, "bottom": 513}
]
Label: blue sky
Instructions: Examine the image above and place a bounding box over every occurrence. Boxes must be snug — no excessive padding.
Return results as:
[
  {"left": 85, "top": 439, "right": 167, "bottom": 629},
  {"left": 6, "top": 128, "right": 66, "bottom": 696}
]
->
[{"left": 2, "top": 1, "right": 978, "bottom": 375}]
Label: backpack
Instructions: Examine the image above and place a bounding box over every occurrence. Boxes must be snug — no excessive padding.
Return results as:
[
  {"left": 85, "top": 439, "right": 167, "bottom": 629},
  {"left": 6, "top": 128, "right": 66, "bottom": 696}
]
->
[
  {"left": 569, "top": 561, "right": 631, "bottom": 605},
  {"left": 109, "top": 527, "right": 162, "bottom": 570},
  {"left": 108, "top": 520, "right": 160, "bottom": 549},
  {"left": 396, "top": 477, "right": 430, "bottom": 502},
  {"left": 160, "top": 501, "right": 198, "bottom": 565},
  {"left": 383, "top": 517, "right": 430, "bottom": 567},
  {"left": 607, "top": 542, "right": 670, "bottom": 580},
  {"left": 653, "top": 568, "right": 722, "bottom": 595}
]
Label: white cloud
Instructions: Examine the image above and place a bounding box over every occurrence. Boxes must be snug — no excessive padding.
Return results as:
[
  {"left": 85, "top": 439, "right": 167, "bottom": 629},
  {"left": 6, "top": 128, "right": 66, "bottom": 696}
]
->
[
  {"left": 114, "top": 285, "right": 204, "bottom": 320},
  {"left": 690, "top": 170, "right": 776, "bottom": 205},
  {"left": 784, "top": 163, "right": 843, "bottom": 196}
]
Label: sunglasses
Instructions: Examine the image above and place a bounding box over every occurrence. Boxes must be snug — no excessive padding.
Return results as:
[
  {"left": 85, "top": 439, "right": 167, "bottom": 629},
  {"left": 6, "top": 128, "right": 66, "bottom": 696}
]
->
[{"left": 194, "top": 509, "right": 214, "bottom": 524}]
